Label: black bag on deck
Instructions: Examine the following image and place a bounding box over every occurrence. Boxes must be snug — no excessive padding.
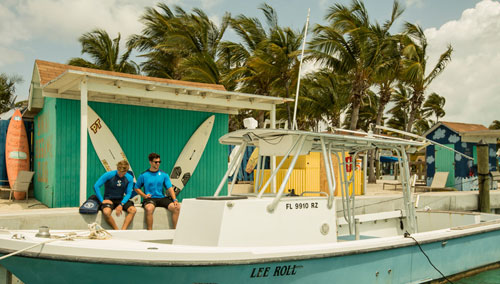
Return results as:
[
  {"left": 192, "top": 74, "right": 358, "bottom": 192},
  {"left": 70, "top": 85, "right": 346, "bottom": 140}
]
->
[{"left": 79, "top": 195, "right": 101, "bottom": 214}]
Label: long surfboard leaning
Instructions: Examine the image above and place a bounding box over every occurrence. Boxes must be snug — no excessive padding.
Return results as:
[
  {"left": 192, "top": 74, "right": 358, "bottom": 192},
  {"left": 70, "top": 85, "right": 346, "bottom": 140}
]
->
[
  {"left": 87, "top": 106, "right": 138, "bottom": 201},
  {"left": 5, "top": 109, "right": 30, "bottom": 200},
  {"left": 169, "top": 115, "right": 215, "bottom": 196}
]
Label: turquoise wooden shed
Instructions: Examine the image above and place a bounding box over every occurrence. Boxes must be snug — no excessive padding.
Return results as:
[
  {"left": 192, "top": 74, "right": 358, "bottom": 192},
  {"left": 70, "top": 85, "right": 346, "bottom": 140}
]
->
[{"left": 26, "top": 60, "right": 291, "bottom": 208}]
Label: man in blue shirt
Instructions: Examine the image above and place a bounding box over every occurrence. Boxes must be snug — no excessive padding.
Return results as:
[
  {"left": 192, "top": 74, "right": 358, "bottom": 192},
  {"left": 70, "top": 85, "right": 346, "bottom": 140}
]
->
[
  {"left": 134, "top": 153, "right": 180, "bottom": 230},
  {"left": 94, "top": 160, "right": 136, "bottom": 230}
]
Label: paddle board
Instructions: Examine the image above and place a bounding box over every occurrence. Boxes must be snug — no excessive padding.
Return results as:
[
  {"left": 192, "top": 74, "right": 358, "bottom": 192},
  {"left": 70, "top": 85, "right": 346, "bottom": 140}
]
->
[
  {"left": 169, "top": 115, "right": 215, "bottom": 196},
  {"left": 87, "top": 106, "right": 139, "bottom": 202},
  {"left": 5, "top": 109, "right": 30, "bottom": 200}
]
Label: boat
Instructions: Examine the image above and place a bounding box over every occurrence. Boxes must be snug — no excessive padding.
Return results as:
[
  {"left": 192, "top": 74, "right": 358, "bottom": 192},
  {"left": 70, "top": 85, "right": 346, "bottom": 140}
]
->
[{"left": 1, "top": 128, "right": 500, "bottom": 284}]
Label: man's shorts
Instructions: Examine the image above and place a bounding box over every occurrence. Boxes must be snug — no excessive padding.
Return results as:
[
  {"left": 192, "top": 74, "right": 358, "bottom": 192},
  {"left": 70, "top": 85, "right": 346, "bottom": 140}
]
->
[
  {"left": 101, "top": 199, "right": 134, "bottom": 211},
  {"left": 142, "top": 197, "right": 173, "bottom": 209}
]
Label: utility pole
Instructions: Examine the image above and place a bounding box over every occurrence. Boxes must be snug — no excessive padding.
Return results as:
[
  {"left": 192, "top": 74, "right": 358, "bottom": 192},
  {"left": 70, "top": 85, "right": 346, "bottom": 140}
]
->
[{"left": 478, "top": 140, "right": 490, "bottom": 213}]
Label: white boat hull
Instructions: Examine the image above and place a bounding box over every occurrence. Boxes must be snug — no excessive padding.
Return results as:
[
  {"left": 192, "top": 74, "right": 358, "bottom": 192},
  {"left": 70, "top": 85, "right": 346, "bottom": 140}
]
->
[{"left": 2, "top": 211, "right": 500, "bottom": 283}]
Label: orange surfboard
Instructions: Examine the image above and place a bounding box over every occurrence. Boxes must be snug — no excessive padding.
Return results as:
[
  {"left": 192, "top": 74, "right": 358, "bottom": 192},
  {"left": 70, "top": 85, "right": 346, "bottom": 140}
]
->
[{"left": 5, "top": 109, "right": 30, "bottom": 199}]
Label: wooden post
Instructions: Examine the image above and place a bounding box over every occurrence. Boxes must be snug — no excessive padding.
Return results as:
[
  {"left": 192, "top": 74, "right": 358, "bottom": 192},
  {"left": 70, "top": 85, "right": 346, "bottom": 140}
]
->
[
  {"left": 394, "top": 163, "right": 399, "bottom": 180},
  {"left": 478, "top": 140, "right": 490, "bottom": 213},
  {"left": 376, "top": 160, "right": 380, "bottom": 179},
  {"left": 79, "top": 77, "right": 88, "bottom": 206}
]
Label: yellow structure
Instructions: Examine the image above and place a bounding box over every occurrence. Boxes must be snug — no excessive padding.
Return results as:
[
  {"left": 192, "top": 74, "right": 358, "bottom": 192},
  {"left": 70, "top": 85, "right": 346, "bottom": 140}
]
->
[{"left": 254, "top": 152, "right": 364, "bottom": 196}]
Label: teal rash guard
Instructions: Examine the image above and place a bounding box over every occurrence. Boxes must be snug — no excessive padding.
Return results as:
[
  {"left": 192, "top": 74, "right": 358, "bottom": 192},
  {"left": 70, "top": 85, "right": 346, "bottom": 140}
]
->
[{"left": 135, "top": 169, "right": 173, "bottom": 198}]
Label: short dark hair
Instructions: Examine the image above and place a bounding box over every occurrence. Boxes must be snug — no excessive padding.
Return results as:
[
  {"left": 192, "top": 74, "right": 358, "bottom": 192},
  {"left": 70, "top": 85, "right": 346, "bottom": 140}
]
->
[{"left": 148, "top": 152, "right": 160, "bottom": 161}]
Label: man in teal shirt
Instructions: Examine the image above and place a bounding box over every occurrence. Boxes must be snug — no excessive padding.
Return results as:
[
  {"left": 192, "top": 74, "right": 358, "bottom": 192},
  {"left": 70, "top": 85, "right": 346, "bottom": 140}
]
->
[{"left": 134, "top": 153, "right": 180, "bottom": 230}]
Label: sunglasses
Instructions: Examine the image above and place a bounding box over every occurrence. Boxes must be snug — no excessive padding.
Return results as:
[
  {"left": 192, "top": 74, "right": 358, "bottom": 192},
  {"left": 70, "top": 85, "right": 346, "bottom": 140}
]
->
[{"left": 152, "top": 160, "right": 161, "bottom": 164}]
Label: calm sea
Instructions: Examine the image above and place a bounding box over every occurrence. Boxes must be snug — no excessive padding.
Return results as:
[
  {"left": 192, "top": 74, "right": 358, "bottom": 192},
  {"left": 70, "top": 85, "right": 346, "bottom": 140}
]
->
[{"left": 455, "top": 268, "right": 500, "bottom": 284}]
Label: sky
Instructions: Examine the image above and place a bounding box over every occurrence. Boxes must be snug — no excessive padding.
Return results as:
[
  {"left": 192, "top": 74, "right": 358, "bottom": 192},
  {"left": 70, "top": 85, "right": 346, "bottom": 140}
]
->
[{"left": 1, "top": 0, "right": 498, "bottom": 127}]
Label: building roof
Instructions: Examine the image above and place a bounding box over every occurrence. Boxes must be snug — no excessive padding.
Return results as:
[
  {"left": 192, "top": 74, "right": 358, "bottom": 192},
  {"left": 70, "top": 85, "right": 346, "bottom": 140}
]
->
[
  {"left": 35, "top": 60, "right": 226, "bottom": 91},
  {"left": 28, "top": 60, "right": 292, "bottom": 116},
  {"left": 424, "top": 121, "right": 488, "bottom": 137},
  {"left": 424, "top": 121, "right": 500, "bottom": 144},
  {"left": 440, "top": 121, "right": 488, "bottom": 133}
]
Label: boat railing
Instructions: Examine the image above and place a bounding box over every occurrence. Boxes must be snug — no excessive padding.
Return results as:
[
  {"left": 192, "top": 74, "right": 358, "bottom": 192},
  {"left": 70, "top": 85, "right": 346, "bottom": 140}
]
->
[{"left": 216, "top": 129, "right": 422, "bottom": 234}]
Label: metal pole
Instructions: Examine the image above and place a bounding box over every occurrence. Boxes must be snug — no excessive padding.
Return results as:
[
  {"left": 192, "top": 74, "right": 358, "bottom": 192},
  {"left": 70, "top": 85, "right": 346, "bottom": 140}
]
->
[
  {"left": 215, "top": 142, "right": 247, "bottom": 196},
  {"left": 292, "top": 8, "right": 310, "bottom": 131},
  {"left": 320, "top": 137, "right": 334, "bottom": 208},
  {"left": 271, "top": 105, "right": 277, "bottom": 193},
  {"left": 267, "top": 135, "right": 306, "bottom": 212}
]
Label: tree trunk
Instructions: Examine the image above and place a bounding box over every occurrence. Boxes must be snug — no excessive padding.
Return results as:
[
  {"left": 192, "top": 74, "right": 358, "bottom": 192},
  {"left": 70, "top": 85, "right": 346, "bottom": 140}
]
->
[
  {"left": 349, "top": 95, "right": 361, "bottom": 130},
  {"left": 368, "top": 84, "right": 391, "bottom": 183},
  {"left": 406, "top": 90, "right": 424, "bottom": 133},
  {"left": 368, "top": 150, "right": 377, "bottom": 183}
]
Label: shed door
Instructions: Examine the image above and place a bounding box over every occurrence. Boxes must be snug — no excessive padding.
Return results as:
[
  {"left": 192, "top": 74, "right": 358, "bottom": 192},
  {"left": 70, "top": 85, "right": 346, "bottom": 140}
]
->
[{"left": 435, "top": 144, "right": 455, "bottom": 187}]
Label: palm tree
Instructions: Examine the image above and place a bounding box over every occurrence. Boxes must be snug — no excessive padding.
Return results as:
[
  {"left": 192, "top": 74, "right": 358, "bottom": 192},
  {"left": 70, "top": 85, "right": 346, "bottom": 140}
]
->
[
  {"left": 310, "top": 0, "right": 380, "bottom": 130},
  {"left": 222, "top": 4, "right": 304, "bottom": 126},
  {"left": 489, "top": 120, "right": 500, "bottom": 130},
  {"left": 0, "top": 73, "right": 22, "bottom": 113},
  {"left": 399, "top": 23, "right": 452, "bottom": 132},
  {"left": 343, "top": 89, "right": 378, "bottom": 130},
  {"left": 422, "top": 92, "right": 446, "bottom": 124},
  {"left": 128, "top": 4, "right": 229, "bottom": 84},
  {"left": 371, "top": 1, "right": 404, "bottom": 132},
  {"left": 386, "top": 84, "right": 411, "bottom": 130},
  {"left": 68, "top": 29, "right": 138, "bottom": 74},
  {"left": 300, "top": 69, "right": 351, "bottom": 129}
]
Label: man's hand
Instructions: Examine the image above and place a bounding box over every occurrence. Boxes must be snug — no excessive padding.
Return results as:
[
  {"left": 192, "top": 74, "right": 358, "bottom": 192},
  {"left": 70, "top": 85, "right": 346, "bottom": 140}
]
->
[
  {"left": 115, "top": 205, "right": 123, "bottom": 216},
  {"left": 145, "top": 194, "right": 152, "bottom": 198}
]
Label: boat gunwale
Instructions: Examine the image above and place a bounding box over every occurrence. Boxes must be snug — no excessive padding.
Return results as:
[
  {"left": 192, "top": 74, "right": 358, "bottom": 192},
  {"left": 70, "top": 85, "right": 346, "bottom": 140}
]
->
[{"left": 2, "top": 218, "right": 500, "bottom": 267}]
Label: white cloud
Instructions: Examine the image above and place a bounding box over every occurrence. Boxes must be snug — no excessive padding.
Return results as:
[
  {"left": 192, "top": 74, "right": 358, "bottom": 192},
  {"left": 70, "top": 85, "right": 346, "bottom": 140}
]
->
[
  {"left": 425, "top": 0, "right": 500, "bottom": 127},
  {"left": 0, "top": 0, "right": 228, "bottom": 68},
  {"left": 0, "top": 0, "right": 163, "bottom": 67}
]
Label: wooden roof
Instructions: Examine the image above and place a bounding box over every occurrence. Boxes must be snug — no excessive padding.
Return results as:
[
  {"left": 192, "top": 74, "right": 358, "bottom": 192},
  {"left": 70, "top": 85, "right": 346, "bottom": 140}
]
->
[
  {"left": 35, "top": 60, "right": 226, "bottom": 91},
  {"left": 440, "top": 121, "right": 488, "bottom": 133},
  {"left": 28, "top": 60, "right": 292, "bottom": 116}
]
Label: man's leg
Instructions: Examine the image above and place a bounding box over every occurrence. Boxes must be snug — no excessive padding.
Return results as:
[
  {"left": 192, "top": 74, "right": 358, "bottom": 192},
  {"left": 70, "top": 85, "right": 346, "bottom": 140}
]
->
[
  {"left": 144, "top": 203, "right": 156, "bottom": 230},
  {"left": 101, "top": 200, "right": 119, "bottom": 230},
  {"left": 121, "top": 204, "right": 137, "bottom": 230},
  {"left": 167, "top": 202, "right": 181, "bottom": 229}
]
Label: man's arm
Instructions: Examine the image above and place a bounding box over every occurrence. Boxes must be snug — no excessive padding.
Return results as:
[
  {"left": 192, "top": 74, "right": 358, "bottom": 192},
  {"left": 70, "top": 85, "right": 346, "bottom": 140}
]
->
[
  {"left": 134, "top": 174, "right": 151, "bottom": 198},
  {"left": 121, "top": 175, "right": 134, "bottom": 205},
  {"left": 164, "top": 175, "right": 178, "bottom": 205},
  {"left": 167, "top": 187, "right": 177, "bottom": 201},
  {"left": 134, "top": 188, "right": 151, "bottom": 198},
  {"left": 93, "top": 172, "right": 113, "bottom": 202}
]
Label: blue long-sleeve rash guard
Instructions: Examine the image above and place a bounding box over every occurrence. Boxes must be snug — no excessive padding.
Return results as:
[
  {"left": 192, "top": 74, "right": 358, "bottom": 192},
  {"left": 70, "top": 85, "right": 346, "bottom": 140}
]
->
[
  {"left": 135, "top": 169, "right": 173, "bottom": 198},
  {"left": 93, "top": 170, "right": 134, "bottom": 204}
]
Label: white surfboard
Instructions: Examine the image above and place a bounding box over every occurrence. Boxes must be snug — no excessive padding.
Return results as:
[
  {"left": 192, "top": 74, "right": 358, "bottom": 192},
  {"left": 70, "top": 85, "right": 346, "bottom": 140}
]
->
[
  {"left": 87, "top": 106, "right": 138, "bottom": 201},
  {"left": 87, "top": 106, "right": 134, "bottom": 174},
  {"left": 228, "top": 145, "right": 240, "bottom": 176},
  {"left": 169, "top": 115, "right": 215, "bottom": 196}
]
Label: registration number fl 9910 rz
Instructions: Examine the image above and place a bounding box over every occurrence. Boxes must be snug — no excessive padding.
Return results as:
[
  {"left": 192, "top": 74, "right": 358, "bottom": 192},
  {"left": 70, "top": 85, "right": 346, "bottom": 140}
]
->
[{"left": 285, "top": 202, "right": 319, "bottom": 210}]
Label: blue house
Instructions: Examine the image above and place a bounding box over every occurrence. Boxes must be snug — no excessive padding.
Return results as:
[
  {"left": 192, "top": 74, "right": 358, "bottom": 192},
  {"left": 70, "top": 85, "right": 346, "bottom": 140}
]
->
[{"left": 423, "top": 121, "right": 498, "bottom": 191}]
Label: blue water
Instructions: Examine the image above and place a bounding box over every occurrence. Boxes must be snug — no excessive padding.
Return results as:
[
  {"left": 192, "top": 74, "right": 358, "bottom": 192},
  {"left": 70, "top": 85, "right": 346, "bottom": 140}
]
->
[{"left": 455, "top": 268, "right": 500, "bottom": 283}]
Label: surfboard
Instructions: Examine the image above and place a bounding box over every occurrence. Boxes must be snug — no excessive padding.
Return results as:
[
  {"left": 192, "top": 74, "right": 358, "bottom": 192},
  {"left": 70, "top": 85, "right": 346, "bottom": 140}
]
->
[
  {"left": 5, "top": 109, "right": 30, "bottom": 200},
  {"left": 228, "top": 145, "right": 240, "bottom": 177},
  {"left": 245, "top": 147, "right": 259, "bottom": 174},
  {"left": 87, "top": 106, "right": 139, "bottom": 201},
  {"left": 169, "top": 115, "right": 215, "bottom": 196}
]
